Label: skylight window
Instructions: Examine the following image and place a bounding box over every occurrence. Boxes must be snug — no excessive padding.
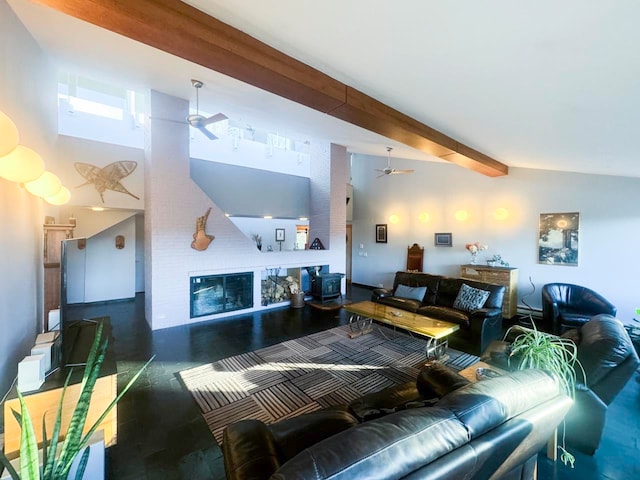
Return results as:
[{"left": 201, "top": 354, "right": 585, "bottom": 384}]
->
[{"left": 58, "top": 71, "right": 146, "bottom": 149}]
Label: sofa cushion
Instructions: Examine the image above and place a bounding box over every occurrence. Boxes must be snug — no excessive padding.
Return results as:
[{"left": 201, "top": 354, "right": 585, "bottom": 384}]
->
[
  {"left": 272, "top": 408, "right": 470, "bottom": 480},
  {"left": 438, "top": 369, "right": 559, "bottom": 439},
  {"left": 377, "top": 296, "right": 421, "bottom": 312},
  {"left": 453, "top": 284, "right": 490, "bottom": 312},
  {"left": 577, "top": 314, "right": 634, "bottom": 387},
  {"left": 392, "top": 272, "right": 441, "bottom": 305},
  {"left": 395, "top": 284, "right": 428, "bottom": 302},
  {"left": 418, "top": 306, "right": 471, "bottom": 329}
]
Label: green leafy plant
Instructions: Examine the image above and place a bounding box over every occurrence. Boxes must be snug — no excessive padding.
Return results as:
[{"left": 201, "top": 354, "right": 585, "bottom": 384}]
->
[
  {"left": 0, "top": 322, "right": 153, "bottom": 479},
  {"left": 506, "top": 322, "right": 586, "bottom": 468},
  {"left": 507, "top": 323, "right": 585, "bottom": 398}
]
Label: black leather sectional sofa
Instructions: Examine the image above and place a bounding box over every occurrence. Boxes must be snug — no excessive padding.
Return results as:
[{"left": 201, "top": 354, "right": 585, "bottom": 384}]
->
[
  {"left": 372, "top": 271, "right": 506, "bottom": 354},
  {"left": 222, "top": 363, "right": 572, "bottom": 480}
]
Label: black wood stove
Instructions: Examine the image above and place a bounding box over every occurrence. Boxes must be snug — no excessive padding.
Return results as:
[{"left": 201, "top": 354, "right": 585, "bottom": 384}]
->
[{"left": 309, "top": 269, "right": 344, "bottom": 303}]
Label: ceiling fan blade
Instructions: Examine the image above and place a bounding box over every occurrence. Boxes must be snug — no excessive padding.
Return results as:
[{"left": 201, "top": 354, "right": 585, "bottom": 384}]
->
[
  {"left": 197, "top": 126, "right": 218, "bottom": 140},
  {"left": 390, "top": 169, "right": 414, "bottom": 174},
  {"left": 376, "top": 172, "right": 388, "bottom": 178},
  {"left": 201, "top": 112, "right": 228, "bottom": 126}
]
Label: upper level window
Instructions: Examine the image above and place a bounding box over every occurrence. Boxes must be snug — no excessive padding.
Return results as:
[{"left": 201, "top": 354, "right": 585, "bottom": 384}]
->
[{"left": 58, "top": 71, "right": 146, "bottom": 149}]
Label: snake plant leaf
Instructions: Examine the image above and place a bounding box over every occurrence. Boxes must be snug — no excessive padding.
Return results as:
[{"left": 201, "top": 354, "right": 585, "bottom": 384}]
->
[
  {"left": 55, "top": 335, "right": 108, "bottom": 478},
  {"left": 42, "top": 413, "right": 48, "bottom": 479},
  {"left": 17, "top": 391, "right": 40, "bottom": 480},
  {"left": 80, "top": 355, "right": 155, "bottom": 447},
  {"left": 43, "top": 370, "right": 73, "bottom": 480},
  {"left": 0, "top": 450, "right": 20, "bottom": 480},
  {"left": 73, "top": 447, "right": 90, "bottom": 480}
]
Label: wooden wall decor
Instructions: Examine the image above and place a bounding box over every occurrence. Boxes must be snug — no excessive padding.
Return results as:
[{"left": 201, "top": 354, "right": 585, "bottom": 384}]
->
[
  {"left": 78, "top": 238, "right": 86, "bottom": 250},
  {"left": 191, "top": 207, "right": 214, "bottom": 251},
  {"left": 74, "top": 161, "right": 140, "bottom": 203},
  {"left": 37, "top": 0, "right": 508, "bottom": 177},
  {"left": 115, "top": 235, "right": 125, "bottom": 249}
]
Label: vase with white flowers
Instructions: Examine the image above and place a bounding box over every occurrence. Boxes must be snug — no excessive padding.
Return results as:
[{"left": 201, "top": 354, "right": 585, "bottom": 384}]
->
[{"left": 465, "top": 242, "right": 488, "bottom": 264}]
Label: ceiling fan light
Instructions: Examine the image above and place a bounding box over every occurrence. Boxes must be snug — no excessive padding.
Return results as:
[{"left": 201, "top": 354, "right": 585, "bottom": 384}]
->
[
  {"left": 25, "top": 171, "right": 62, "bottom": 197},
  {"left": 45, "top": 186, "right": 71, "bottom": 205},
  {"left": 0, "top": 145, "right": 45, "bottom": 183},
  {"left": 0, "top": 110, "right": 19, "bottom": 157}
]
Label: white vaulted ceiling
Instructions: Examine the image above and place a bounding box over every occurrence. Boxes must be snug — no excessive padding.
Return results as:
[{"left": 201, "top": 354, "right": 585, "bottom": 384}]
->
[{"left": 8, "top": 0, "right": 640, "bottom": 177}]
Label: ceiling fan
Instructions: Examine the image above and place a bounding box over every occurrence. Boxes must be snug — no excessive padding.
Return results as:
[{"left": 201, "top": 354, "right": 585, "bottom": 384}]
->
[
  {"left": 376, "top": 147, "right": 414, "bottom": 177},
  {"left": 187, "top": 79, "right": 228, "bottom": 140}
]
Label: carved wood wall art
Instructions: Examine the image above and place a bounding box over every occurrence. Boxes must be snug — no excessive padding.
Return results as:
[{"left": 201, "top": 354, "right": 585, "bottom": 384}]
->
[
  {"left": 191, "top": 207, "right": 215, "bottom": 251},
  {"left": 74, "top": 161, "right": 140, "bottom": 203},
  {"left": 115, "top": 235, "right": 125, "bottom": 249}
]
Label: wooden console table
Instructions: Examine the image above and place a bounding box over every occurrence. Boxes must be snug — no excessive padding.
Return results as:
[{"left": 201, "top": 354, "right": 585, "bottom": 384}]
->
[
  {"left": 460, "top": 265, "right": 518, "bottom": 319},
  {"left": 2, "top": 319, "right": 118, "bottom": 460}
]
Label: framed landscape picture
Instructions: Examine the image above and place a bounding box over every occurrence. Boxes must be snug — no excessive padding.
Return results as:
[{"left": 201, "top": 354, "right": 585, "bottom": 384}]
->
[
  {"left": 376, "top": 224, "right": 387, "bottom": 243},
  {"left": 538, "top": 212, "right": 579, "bottom": 265},
  {"left": 434, "top": 232, "right": 452, "bottom": 247}
]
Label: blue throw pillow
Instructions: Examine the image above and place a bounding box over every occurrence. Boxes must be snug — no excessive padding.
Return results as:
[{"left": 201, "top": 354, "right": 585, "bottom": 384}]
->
[
  {"left": 394, "top": 284, "right": 427, "bottom": 302},
  {"left": 453, "top": 284, "right": 490, "bottom": 312}
]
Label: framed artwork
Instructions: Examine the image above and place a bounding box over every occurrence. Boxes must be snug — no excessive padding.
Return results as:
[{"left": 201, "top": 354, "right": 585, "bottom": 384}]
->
[
  {"left": 538, "top": 212, "right": 579, "bottom": 266},
  {"left": 275, "top": 228, "right": 285, "bottom": 242},
  {"left": 375, "top": 224, "right": 387, "bottom": 243},
  {"left": 434, "top": 232, "right": 452, "bottom": 247}
]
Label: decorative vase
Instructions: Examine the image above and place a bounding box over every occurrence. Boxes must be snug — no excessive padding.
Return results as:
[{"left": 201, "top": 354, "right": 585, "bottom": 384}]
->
[{"left": 470, "top": 252, "right": 478, "bottom": 264}]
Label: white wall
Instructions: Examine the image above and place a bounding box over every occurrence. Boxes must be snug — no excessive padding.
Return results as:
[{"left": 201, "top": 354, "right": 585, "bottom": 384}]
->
[
  {"left": 84, "top": 217, "right": 136, "bottom": 302},
  {"left": 351, "top": 154, "right": 640, "bottom": 321},
  {"left": 0, "top": 0, "right": 57, "bottom": 394},
  {"left": 145, "top": 90, "right": 347, "bottom": 330},
  {"left": 65, "top": 217, "right": 137, "bottom": 303}
]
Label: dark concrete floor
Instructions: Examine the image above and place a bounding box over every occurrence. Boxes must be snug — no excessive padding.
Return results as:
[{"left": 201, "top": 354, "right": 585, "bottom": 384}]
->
[{"left": 64, "top": 286, "right": 639, "bottom": 479}]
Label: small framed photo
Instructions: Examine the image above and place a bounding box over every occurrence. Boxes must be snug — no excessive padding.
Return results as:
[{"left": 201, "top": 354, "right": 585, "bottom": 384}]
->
[
  {"left": 275, "top": 228, "right": 285, "bottom": 242},
  {"left": 434, "top": 232, "right": 452, "bottom": 247},
  {"left": 376, "top": 224, "right": 387, "bottom": 243}
]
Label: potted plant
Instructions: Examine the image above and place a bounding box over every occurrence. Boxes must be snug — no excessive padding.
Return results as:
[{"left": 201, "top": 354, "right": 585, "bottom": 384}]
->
[
  {"left": 487, "top": 254, "right": 509, "bottom": 268},
  {"left": 284, "top": 276, "right": 305, "bottom": 308},
  {"left": 251, "top": 233, "right": 262, "bottom": 251},
  {"left": 0, "top": 322, "right": 153, "bottom": 479},
  {"left": 505, "top": 322, "right": 585, "bottom": 467}
]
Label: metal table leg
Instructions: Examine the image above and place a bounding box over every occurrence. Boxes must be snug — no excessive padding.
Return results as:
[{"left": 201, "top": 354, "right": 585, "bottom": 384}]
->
[
  {"left": 425, "top": 337, "right": 448, "bottom": 360},
  {"left": 349, "top": 314, "right": 373, "bottom": 338}
]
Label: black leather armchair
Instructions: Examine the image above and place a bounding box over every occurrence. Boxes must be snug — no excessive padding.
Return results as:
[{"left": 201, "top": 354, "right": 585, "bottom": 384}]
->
[
  {"left": 482, "top": 314, "right": 639, "bottom": 455},
  {"left": 542, "top": 283, "right": 617, "bottom": 334}
]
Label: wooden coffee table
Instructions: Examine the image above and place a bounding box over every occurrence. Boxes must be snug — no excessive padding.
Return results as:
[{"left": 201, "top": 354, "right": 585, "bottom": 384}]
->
[{"left": 344, "top": 301, "right": 459, "bottom": 360}]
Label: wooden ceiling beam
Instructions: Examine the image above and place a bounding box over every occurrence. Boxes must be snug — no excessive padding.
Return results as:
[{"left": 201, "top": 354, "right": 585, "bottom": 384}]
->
[{"left": 32, "top": 0, "right": 508, "bottom": 176}]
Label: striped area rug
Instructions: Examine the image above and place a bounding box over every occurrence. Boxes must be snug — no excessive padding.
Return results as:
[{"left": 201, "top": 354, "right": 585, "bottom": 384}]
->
[{"left": 178, "top": 324, "right": 478, "bottom": 445}]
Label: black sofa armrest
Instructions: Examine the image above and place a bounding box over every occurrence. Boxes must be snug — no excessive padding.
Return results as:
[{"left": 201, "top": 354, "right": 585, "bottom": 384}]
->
[
  {"left": 222, "top": 410, "right": 358, "bottom": 480},
  {"left": 417, "top": 362, "right": 471, "bottom": 398},
  {"left": 563, "top": 385, "right": 607, "bottom": 455},
  {"left": 222, "top": 419, "right": 281, "bottom": 480},
  {"left": 371, "top": 288, "right": 393, "bottom": 302},
  {"left": 269, "top": 409, "right": 358, "bottom": 461},
  {"left": 468, "top": 308, "right": 504, "bottom": 354}
]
